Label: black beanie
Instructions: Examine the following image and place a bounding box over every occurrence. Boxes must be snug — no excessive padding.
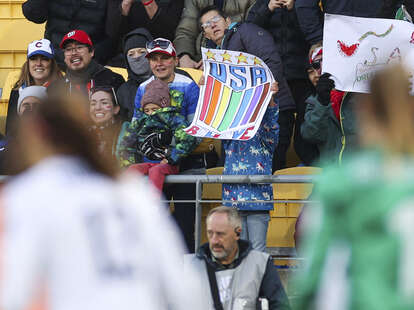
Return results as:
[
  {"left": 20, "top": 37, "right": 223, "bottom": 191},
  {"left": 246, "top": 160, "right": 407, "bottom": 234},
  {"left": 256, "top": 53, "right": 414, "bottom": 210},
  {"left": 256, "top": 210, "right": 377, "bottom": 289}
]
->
[{"left": 124, "top": 35, "right": 148, "bottom": 53}]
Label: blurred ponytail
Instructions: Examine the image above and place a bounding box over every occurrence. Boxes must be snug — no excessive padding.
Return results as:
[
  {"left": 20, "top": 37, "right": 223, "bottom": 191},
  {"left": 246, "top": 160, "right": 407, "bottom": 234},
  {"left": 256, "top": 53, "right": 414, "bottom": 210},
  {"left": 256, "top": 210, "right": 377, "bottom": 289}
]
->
[{"left": 369, "top": 65, "right": 414, "bottom": 156}]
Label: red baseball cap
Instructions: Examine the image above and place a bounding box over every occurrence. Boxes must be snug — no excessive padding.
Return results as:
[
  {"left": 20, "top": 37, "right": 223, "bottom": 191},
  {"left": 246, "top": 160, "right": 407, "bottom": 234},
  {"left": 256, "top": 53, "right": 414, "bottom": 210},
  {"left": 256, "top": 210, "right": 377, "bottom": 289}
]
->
[{"left": 60, "top": 30, "right": 93, "bottom": 49}]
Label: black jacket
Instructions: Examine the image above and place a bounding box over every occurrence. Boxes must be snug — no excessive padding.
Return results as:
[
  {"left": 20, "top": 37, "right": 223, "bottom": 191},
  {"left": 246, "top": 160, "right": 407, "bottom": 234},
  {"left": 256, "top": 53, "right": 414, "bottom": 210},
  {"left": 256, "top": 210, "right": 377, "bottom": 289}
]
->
[
  {"left": 221, "top": 22, "right": 295, "bottom": 111},
  {"left": 106, "top": 0, "right": 183, "bottom": 45},
  {"left": 116, "top": 28, "right": 153, "bottom": 121},
  {"left": 295, "top": 0, "right": 385, "bottom": 45},
  {"left": 197, "top": 240, "right": 290, "bottom": 310},
  {"left": 49, "top": 59, "right": 125, "bottom": 98},
  {"left": 5, "top": 89, "right": 19, "bottom": 136},
  {"left": 247, "top": 1, "right": 309, "bottom": 81},
  {"left": 22, "top": 0, "right": 113, "bottom": 65}
]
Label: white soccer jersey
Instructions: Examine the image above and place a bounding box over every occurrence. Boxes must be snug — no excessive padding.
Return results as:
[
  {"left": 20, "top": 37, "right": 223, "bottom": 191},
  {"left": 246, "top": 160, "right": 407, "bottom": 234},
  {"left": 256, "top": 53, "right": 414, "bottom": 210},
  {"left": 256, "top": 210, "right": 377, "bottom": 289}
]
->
[{"left": 0, "top": 155, "right": 203, "bottom": 310}]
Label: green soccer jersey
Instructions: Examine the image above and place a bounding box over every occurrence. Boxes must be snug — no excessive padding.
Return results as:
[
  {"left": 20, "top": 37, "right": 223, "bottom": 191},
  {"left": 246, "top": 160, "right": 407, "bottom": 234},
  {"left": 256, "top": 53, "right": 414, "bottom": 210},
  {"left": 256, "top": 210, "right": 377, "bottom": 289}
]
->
[{"left": 294, "top": 149, "right": 414, "bottom": 310}]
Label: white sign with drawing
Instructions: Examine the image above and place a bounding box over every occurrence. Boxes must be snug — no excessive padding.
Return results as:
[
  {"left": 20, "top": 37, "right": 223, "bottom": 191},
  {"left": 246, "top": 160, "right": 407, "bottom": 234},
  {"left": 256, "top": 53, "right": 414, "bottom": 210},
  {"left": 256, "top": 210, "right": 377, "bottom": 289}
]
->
[{"left": 323, "top": 14, "right": 414, "bottom": 93}]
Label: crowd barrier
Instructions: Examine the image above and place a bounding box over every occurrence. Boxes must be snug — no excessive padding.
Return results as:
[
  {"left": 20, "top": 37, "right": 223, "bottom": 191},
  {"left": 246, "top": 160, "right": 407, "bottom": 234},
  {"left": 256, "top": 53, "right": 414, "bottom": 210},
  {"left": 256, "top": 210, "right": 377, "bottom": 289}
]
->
[{"left": 163, "top": 173, "right": 317, "bottom": 258}]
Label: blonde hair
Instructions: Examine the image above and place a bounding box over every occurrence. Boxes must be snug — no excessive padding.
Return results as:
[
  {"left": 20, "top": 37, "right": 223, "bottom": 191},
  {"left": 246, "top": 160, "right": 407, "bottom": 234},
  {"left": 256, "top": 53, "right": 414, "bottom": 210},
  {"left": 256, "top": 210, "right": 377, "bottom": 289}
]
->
[{"left": 368, "top": 65, "right": 414, "bottom": 155}]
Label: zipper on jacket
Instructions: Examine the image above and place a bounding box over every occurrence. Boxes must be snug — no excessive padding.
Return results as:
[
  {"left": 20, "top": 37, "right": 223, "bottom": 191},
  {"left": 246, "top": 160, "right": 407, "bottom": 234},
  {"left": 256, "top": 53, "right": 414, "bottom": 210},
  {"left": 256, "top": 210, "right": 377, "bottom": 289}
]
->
[{"left": 338, "top": 92, "right": 349, "bottom": 165}]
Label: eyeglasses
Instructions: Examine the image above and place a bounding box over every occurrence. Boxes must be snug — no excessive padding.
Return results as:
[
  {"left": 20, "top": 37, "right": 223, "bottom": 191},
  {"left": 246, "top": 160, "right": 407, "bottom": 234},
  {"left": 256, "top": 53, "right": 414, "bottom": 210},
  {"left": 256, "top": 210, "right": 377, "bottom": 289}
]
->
[
  {"left": 64, "top": 45, "right": 88, "bottom": 55},
  {"left": 201, "top": 15, "right": 223, "bottom": 29},
  {"left": 146, "top": 39, "right": 172, "bottom": 50},
  {"left": 311, "top": 60, "right": 322, "bottom": 70}
]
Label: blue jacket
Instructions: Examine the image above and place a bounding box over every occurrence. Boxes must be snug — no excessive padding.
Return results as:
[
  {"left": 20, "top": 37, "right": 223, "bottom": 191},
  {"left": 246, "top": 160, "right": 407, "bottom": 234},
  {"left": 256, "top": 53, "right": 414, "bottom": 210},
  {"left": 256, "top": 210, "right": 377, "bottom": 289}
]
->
[
  {"left": 295, "top": 0, "right": 384, "bottom": 45},
  {"left": 220, "top": 22, "right": 295, "bottom": 111},
  {"left": 247, "top": 0, "right": 309, "bottom": 80},
  {"left": 222, "top": 106, "right": 279, "bottom": 211},
  {"left": 133, "top": 74, "right": 199, "bottom": 123}
]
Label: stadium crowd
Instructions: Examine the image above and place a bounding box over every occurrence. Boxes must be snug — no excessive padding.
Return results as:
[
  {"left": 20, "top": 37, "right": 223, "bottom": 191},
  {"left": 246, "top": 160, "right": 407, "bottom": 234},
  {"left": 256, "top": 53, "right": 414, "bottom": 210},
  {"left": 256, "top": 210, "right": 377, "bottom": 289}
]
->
[{"left": 0, "top": 0, "right": 414, "bottom": 309}]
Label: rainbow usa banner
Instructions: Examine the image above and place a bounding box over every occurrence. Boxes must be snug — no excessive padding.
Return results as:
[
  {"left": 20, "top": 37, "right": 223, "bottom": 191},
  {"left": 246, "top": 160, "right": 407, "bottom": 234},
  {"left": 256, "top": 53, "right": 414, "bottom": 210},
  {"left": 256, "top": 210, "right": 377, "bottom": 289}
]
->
[{"left": 184, "top": 47, "right": 275, "bottom": 140}]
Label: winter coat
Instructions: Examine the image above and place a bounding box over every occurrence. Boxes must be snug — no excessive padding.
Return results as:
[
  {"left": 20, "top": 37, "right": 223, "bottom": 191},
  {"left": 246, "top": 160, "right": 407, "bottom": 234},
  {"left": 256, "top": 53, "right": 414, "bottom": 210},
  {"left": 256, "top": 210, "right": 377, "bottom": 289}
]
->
[
  {"left": 133, "top": 74, "right": 199, "bottom": 123},
  {"left": 22, "top": 0, "right": 113, "bottom": 65},
  {"left": 295, "top": 0, "right": 384, "bottom": 45},
  {"left": 301, "top": 93, "right": 358, "bottom": 165},
  {"left": 88, "top": 118, "right": 124, "bottom": 161},
  {"left": 106, "top": 0, "right": 184, "bottom": 44},
  {"left": 184, "top": 240, "right": 290, "bottom": 310},
  {"left": 116, "top": 28, "right": 153, "bottom": 121},
  {"left": 49, "top": 60, "right": 125, "bottom": 98},
  {"left": 222, "top": 106, "right": 279, "bottom": 211},
  {"left": 295, "top": 149, "right": 414, "bottom": 310},
  {"left": 247, "top": 0, "right": 309, "bottom": 80},
  {"left": 221, "top": 22, "right": 295, "bottom": 111},
  {"left": 5, "top": 89, "right": 19, "bottom": 136},
  {"left": 174, "top": 0, "right": 256, "bottom": 61},
  {"left": 118, "top": 106, "right": 198, "bottom": 167}
]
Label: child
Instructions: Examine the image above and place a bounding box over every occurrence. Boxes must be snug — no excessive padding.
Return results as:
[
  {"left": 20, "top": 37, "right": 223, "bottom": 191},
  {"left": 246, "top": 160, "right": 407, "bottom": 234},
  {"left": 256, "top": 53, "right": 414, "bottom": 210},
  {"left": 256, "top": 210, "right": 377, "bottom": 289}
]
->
[
  {"left": 222, "top": 96, "right": 279, "bottom": 253},
  {"left": 119, "top": 79, "right": 198, "bottom": 192}
]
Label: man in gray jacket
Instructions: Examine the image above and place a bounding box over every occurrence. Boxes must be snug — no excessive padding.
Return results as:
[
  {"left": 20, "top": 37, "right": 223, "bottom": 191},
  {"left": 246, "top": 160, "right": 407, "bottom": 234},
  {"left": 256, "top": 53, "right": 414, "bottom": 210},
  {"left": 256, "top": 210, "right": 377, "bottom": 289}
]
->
[{"left": 184, "top": 206, "right": 290, "bottom": 310}]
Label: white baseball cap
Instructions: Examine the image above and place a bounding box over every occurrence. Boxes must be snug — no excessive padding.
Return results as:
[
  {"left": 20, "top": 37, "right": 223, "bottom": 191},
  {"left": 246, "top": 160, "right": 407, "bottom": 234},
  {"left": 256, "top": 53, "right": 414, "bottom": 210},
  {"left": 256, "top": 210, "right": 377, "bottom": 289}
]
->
[{"left": 27, "top": 39, "right": 54, "bottom": 59}]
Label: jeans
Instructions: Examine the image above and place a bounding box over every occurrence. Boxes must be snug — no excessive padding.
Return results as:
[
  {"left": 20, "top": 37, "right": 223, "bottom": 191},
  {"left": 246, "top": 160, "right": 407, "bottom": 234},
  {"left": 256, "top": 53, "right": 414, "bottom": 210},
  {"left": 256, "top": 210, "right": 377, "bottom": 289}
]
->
[{"left": 239, "top": 211, "right": 270, "bottom": 252}]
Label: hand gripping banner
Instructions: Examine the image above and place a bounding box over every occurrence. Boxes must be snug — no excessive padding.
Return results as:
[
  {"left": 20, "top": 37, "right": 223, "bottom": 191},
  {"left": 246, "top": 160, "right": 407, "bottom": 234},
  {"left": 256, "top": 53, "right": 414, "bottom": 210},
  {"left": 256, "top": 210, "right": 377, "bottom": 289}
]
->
[{"left": 184, "top": 47, "right": 275, "bottom": 140}]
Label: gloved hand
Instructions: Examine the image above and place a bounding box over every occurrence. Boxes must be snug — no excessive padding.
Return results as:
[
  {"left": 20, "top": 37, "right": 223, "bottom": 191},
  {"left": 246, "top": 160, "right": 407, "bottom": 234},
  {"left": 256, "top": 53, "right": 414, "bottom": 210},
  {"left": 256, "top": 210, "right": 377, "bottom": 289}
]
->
[
  {"left": 138, "top": 142, "right": 167, "bottom": 161},
  {"left": 138, "top": 132, "right": 173, "bottom": 161},
  {"left": 142, "top": 131, "right": 173, "bottom": 150},
  {"left": 316, "top": 73, "right": 335, "bottom": 106}
]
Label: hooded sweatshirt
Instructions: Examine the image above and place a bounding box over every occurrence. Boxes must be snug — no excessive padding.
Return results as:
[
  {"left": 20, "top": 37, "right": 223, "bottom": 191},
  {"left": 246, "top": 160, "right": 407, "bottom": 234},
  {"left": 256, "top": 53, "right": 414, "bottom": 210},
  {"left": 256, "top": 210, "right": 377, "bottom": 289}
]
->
[{"left": 116, "top": 28, "right": 153, "bottom": 121}]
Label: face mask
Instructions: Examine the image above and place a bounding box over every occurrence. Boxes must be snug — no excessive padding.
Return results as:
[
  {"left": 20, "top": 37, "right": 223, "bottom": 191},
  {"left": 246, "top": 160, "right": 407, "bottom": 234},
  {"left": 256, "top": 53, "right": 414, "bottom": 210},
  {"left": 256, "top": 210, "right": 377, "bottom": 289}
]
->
[{"left": 127, "top": 54, "right": 151, "bottom": 77}]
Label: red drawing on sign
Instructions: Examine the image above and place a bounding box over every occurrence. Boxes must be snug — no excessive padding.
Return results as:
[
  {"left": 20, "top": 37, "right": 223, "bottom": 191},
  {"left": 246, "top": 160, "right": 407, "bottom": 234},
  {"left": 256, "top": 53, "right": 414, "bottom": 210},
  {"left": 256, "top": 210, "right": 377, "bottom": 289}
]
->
[
  {"left": 337, "top": 40, "right": 360, "bottom": 57},
  {"left": 410, "top": 32, "right": 414, "bottom": 44}
]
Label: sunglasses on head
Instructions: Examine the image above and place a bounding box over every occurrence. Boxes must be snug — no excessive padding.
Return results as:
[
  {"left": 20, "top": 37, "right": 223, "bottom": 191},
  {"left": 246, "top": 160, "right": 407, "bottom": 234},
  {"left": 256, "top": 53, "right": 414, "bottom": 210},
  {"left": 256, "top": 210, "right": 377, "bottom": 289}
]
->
[
  {"left": 146, "top": 39, "right": 171, "bottom": 50},
  {"left": 311, "top": 60, "right": 322, "bottom": 70},
  {"left": 90, "top": 86, "right": 119, "bottom": 106}
]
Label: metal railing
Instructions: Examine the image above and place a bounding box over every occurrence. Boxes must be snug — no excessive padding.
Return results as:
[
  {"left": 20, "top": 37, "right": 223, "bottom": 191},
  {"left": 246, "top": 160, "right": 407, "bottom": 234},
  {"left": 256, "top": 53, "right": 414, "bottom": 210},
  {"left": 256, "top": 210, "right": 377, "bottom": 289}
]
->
[{"left": 163, "top": 174, "right": 317, "bottom": 252}]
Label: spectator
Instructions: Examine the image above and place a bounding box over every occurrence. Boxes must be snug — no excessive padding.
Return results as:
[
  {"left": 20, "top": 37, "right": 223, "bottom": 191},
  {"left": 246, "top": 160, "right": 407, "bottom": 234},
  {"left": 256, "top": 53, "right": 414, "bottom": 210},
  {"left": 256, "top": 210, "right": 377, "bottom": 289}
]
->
[
  {"left": 184, "top": 206, "right": 290, "bottom": 310},
  {"left": 106, "top": 0, "right": 183, "bottom": 45},
  {"left": 22, "top": 0, "right": 113, "bottom": 66},
  {"left": 89, "top": 86, "right": 126, "bottom": 162},
  {"left": 17, "top": 86, "right": 47, "bottom": 116},
  {"left": 248, "top": 0, "right": 319, "bottom": 171},
  {"left": 295, "top": 65, "right": 414, "bottom": 310},
  {"left": 0, "top": 94, "right": 205, "bottom": 310},
  {"left": 51, "top": 30, "right": 125, "bottom": 98},
  {"left": 117, "top": 28, "right": 153, "bottom": 121},
  {"left": 174, "top": 0, "right": 256, "bottom": 68},
  {"left": 199, "top": 5, "right": 294, "bottom": 131},
  {"left": 121, "top": 79, "right": 197, "bottom": 192},
  {"left": 199, "top": 5, "right": 286, "bottom": 251},
  {"left": 301, "top": 48, "right": 358, "bottom": 165},
  {"left": 127, "top": 38, "right": 215, "bottom": 253},
  {"left": 295, "top": 0, "right": 384, "bottom": 54},
  {"left": 0, "top": 86, "right": 48, "bottom": 175},
  {"left": 6, "top": 39, "right": 61, "bottom": 136}
]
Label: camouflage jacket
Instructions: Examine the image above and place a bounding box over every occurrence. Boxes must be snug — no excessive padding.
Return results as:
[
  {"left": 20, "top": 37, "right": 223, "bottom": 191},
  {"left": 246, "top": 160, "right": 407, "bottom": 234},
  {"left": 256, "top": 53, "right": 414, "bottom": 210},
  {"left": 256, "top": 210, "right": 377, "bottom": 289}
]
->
[{"left": 118, "top": 106, "right": 198, "bottom": 167}]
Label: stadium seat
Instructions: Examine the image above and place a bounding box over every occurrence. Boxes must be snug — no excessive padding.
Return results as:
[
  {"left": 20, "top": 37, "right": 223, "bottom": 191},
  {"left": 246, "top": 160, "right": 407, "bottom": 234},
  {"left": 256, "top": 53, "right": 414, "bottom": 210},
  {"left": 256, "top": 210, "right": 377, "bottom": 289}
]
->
[{"left": 268, "top": 166, "right": 321, "bottom": 249}]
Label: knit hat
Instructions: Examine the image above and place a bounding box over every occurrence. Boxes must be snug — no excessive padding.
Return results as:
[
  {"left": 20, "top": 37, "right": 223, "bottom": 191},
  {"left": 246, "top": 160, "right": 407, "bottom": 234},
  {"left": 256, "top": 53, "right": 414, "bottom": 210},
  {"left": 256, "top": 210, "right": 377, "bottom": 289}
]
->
[
  {"left": 17, "top": 86, "right": 48, "bottom": 115},
  {"left": 125, "top": 34, "right": 148, "bottom": 53},
  {"left": 141, "top": 79, "right": 171, "bottom": 109},
  {"left": 27, "top": 39, "right": 54, "bottom": 59}
]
